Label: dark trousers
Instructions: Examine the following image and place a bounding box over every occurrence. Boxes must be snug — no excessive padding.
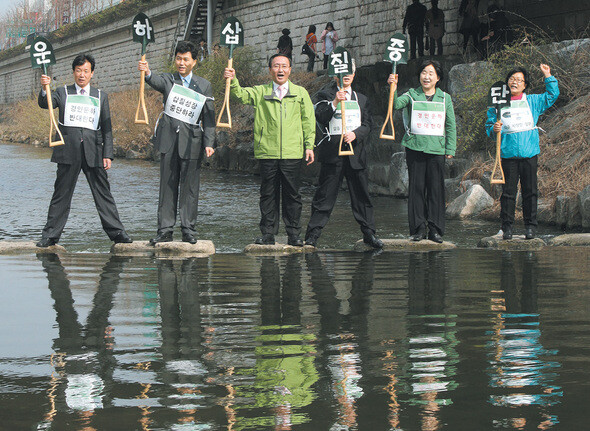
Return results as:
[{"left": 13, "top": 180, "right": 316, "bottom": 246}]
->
[
  {"left": 409, "top": 32, "right": 424, "bottom": 59},
  {"left": 259, "top": 159, "right": 303, "bottom": 237},
  {"left": 500, "top": 156, "right": 538, "bottom": 229},
  {"left": 429, "top": 37, "right": 443, "bottom": 56},
  {"left": 406, "top": 148, "right": 445, "bottom": 236},
  {"left": 41, "top": 148, "right": 125, "bottom": 241},
  {"left": 323, "top": 54, "right": 330, "bottom": 69},
  {"left": 306, "top": 160, "right": 375, "bottom": 239},
  {"left": 307, "top": 53, "right": 316, "bottom": 72},
  {"left": 462, "top": 28, "right": 480, "bottom": 52},
  {"left": 158, "top": 136, "right": 201, "bottom": 235}
]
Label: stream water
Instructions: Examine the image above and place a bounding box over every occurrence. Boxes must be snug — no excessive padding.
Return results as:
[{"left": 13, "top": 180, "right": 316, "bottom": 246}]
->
[{"left": 1, "top": 142, "right": 588, "bottom": 430}]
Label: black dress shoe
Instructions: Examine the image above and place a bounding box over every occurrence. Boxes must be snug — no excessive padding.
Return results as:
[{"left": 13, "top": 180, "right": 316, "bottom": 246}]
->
[
  {"left": 149, "top": 232, "right": 173, "bottom": 246},
  {"left": 182, "top": 233, "right": 197, "bottom": 244},
  {"left": 363, "top": 234, "right": 384, "bottom": 249},
  {"left": 113, "top": 231, "right": 133, "bottom": 244},
  {"left": 428, "top": 232, "right": 444, "bottom": 243},
  {"left": 255, "top": 234, "right": 275, "bottom": 245},
  {"left": 305, "top": 235, "right": 318, "bottom": 247},
  {"left": 411, "top": 232, "right": 427, "bottom": 242},
  {"left": 502, "top": 226, "right": 513, "bottom": 240},
  {"left": 525, "top": 226, "right": 535, "bottom": 240},
  {"left": 288, "top": 236, "right": 304, "bottom": 247},
  {"left": 36, "top": 238, "right": 57, "bottom": 247}
]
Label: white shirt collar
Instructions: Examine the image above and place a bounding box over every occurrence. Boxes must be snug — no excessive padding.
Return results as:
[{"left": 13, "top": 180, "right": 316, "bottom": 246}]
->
[
  {"left": 75, "top": 83, "right": 90, "bottom": 94},
  {"left": 273, "top": 81, "right": 289, "bottom": 94}
]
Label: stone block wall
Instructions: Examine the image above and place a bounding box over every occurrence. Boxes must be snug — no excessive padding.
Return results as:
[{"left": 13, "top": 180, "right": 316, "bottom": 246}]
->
[
  {"left": 0, "top": 0, "right": 186, "bottom": 104},
  {"left": 216, "top": 0, "right": 463, "bottom": 71}
]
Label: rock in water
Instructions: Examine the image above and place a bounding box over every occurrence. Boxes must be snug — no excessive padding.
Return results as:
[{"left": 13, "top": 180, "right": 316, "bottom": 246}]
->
[
  {"left": 446, "top": 184, "right": 494, "bottom": 219},
  {"left": 478, "top": 234, "right": 546, "bottom": 250},
  {"left": 354, "top": 238, "right": 456, "bottom": 252},
  {"left": 112, "top": 240, "right": 215, "bottom": 257}
]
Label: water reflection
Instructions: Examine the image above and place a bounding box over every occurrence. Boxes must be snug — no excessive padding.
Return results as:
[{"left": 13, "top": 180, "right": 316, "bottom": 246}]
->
[
  {"left": 234, "top": 255, "right": 318, "bottom": 430},
  {"left": 406, "top": 253, "right": 458, "bottom": 431},
  {"left": 157, "top": 258, "right": 211, "bottom": 429},
  {"left": 37, "top": 253, "right": 125, "bottom": 430},
  {"left": 306, "top": 254, "right": 375, "bottom": 430},
  {"left": 487, "top": 252, "right": 562, "bottom": 429},
  {"left": 3, "top": 248, "right": 589, "bottom": 429}
]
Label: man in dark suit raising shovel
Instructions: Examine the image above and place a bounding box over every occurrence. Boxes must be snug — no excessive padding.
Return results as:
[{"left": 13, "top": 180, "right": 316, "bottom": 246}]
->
[
  {"left": 138, "top": 41, "right": 215, "bottom": 245},
  {"left": 37, "top": 53, "right": 132, "bottom": 247},
  {"left": 305, "top": 59, "right": 383, "bottom": 249}
]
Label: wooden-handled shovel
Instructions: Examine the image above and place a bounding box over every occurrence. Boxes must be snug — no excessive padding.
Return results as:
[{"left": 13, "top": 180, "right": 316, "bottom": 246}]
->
[
  {"left": 30, "top": 36, "right": 64, "bottom": 147},
  {"left": 132, "top": 13, "right": 155, "bottom": 125},
  {"left": 380, "top": 33, "right": 408, "bottom": 141},
  {"left": 328, "top": 47, "right": 354, "bottom": 156},
  {"left": 488, "top": 81, "right": 510, "bottom": 184},
  {"left": 217, "top": 17, "right": 244, "bottom": 128}
]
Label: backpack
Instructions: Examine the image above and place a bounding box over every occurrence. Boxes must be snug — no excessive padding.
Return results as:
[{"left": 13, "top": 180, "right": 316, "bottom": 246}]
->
[{"left": 301, "top": 34, "right": 314, "bottom": 56}]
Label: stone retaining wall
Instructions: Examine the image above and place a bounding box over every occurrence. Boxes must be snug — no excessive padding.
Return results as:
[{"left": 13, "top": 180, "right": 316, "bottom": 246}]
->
[
  {"left": 216, "top": 0, "right": 464, "bottom": 71},
  {"left": 0, "top": 0, "right": 186, "bottom": 104}
]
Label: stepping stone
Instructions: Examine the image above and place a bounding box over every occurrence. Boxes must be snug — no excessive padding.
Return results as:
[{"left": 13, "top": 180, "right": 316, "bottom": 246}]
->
[
  {"left": 112, "top": 240, "right": 215, "bottom": 257},
  {"left": 548, "top": 233, "right": 590, "bottom": 247},
  {"left": 0, "top": 240, "right": 66, "bottom": 254},
  {"left": 244, "top": 243, "right": 316, "bottom": 254},
  {"left": 354, "top": 238, "right": 456, "bottom": 252},
  {"left": 478, "top": 234, "right": 545, "bottom": 250}
]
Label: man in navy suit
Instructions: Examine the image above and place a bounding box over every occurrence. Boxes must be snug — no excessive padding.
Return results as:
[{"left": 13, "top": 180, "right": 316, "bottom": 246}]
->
[
  {"left": 305, "top": 61, "right": 383, "bottom": 249},
  {"left": 37, "top": 53, "right": 132, "bottom": 247},
  {"left": 139, "top": 41, "right": 215, "bottom": 245}
]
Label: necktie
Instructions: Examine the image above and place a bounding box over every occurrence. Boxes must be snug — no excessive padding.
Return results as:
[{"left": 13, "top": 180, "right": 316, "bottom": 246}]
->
[
  {"left": 277, "top": 86, "right": 285, "bottom": 100},
  {"left": 80, "top": 89, "right": 85, "bottom": 95},
  {"left": 183, "top": 78, "right": 189, "bottom": 88}
]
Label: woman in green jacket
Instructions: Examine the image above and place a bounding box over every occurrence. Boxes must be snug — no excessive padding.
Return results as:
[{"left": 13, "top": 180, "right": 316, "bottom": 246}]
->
[{"left": 388, "top": 60, "right": 457, "bottom": 243}]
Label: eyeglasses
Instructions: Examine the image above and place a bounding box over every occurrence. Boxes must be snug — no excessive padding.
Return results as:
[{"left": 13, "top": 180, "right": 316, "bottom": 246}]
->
[{"left": 508, "top": 78, "right": 525, "bottom": 83}]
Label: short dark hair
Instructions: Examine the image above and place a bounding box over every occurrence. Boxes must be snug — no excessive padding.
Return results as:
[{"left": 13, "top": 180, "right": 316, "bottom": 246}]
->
[
  {"left": 268, "top": 54, "right": 292, "bottom": 68},
  {"left": 418, "top": 60, "right": 444, "bottom": 86},
  {"left": 308, "top": 25, "right": 316, "bottom": 34},
  {"left": 72, "top": 53, "right": 95, "bottom": 71},
  {"left": 505, "top": 66, "right": 529, "bottom": 89},
  {"left": 175, "top": 41, "right": 197, "bottom": 60}
]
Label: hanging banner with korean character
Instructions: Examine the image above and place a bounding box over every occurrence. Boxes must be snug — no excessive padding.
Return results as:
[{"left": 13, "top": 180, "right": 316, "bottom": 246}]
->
[
  {"left": 409, "top": 99, "right": 446, "bottom": 136},
  {"left": 328, "top": 100, "right": 362, "bottom": 135},
  {"left": 217, "top": 16, "right": 244, "bottom": 128},
  {"left": 29, "top": 36, "right": 64, "bottom": 147},
  {"left": 380, "top": 33, "right": 408, "bottom": 141},
  {"left": 132, "top": 13, "right": 155, "bottom": 125},
  {"left": 164, "top": 84, "right": 209, "bottom": 125},
  {"left": 64, "top": 91, "right": 101, "bottom": 130}
]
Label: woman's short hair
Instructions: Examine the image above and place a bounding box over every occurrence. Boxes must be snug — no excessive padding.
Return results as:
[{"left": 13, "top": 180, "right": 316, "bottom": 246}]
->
[
  {"left": 418, "top": 60, "right": 444, "bottom": 86},
  {"left": 505, "top": 67, "right": 530, "bottom": 89}
]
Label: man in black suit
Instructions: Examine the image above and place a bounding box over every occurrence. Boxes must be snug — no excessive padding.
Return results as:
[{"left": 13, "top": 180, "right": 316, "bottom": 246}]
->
[
  {"left": 305, "top": 61, "right": 383, "bottom": 249},
  {"left": 36, "top": 53, "right": 132, "bottom": 247},
  {"left": 138, "top": 41, "right": 215, "bottom": 245}
]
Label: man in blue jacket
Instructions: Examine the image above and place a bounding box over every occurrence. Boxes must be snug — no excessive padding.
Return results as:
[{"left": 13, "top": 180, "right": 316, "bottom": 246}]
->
[{"left": 486, "top": 63, "right": 559, "bottom": 240}]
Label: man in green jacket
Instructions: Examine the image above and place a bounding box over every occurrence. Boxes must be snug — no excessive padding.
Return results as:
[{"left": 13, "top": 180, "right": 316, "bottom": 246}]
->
[{"left": 224, "top": 54, "right": 315, "bottom": 246}]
